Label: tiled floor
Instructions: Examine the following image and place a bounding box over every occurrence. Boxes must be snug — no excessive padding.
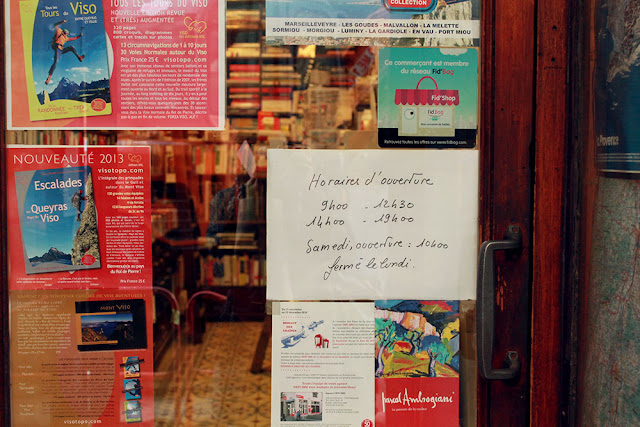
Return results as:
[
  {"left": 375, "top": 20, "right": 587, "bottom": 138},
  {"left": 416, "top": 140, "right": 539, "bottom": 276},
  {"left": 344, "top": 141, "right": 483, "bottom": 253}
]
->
[{"left": 154, "top": 322, "right": 272, "bottom": 426}]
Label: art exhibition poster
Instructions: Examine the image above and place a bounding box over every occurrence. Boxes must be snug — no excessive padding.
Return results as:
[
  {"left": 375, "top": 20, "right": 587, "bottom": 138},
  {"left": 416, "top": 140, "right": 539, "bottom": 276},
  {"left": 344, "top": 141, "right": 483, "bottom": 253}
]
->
[
  {"left": 7, "top": 145, "right": 155, "bottom": 426},
  {"left": 266, "top": 0, "right": 479, "bottom": 46},
  {"left": 6, "top": 0, "right": 225, "bottom": 129},
  {"left": 271, "top": 301, "right": 461, "bottom": 426}
]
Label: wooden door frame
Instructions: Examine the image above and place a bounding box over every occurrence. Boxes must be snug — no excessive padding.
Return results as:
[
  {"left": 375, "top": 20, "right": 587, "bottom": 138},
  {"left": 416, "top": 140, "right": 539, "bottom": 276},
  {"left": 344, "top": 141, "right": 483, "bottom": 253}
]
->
[
  {"left": 0, "top": 0, "right": 573, "bottom": 425},
  {"left": 1, "top": 0, "right": 9, "bottom": 423},
  {"left": 480, "top": 0, "right": 570, "bottom": 425}
]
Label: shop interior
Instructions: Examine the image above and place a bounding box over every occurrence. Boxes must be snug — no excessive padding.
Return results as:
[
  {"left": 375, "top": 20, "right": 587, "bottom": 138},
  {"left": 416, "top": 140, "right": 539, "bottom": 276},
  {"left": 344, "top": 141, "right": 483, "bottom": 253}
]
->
[{"left": 7, "top": 0, "right": 388, "bottom": 423}]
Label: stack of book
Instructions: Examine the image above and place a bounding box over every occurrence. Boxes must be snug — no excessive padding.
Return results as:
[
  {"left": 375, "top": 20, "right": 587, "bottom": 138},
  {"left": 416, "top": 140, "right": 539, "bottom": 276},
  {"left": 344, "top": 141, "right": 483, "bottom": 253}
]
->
[
  {"left": 201, "top": 253, "right": 266, "bottom": 287},
  {"left": 230, "top": 116, "right": 258, "bottom": 130},
  {"left": 227, "top": 8, "right": 261, "bottom": 30},
  {"left": 262, "top": 44, "right": 293, "bottom": 59},
  {"left": 261, "top": 85, "right": 292, "bottom": 112},
  {"left": 151, "top": 205, "right": 179, "bottom": 239},
  {"left": 228, "top": 63, "right": 260, "bottom": 85},
  {"left": 215, "top": 232, "right": 258, "bottom": 250},
  {"left": 227, "top": 42, "right": 260, "bottom": 58}
]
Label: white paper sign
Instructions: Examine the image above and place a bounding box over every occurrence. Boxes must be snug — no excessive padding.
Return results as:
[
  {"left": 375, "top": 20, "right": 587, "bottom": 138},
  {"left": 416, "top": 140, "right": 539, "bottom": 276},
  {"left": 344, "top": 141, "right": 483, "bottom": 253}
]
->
[
  {"left": 271, "top": 302, "right": 375, "bottom": 425},
  {"left": 267, "top": 149, "right": 478, "bottom": 300}
]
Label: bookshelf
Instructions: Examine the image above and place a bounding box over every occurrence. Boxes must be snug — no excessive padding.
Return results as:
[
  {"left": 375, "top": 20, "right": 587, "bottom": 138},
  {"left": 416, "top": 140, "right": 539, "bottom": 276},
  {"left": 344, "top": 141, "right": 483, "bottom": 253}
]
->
[{"left": 120, "top": 135, "right": 269, "bottom": 340}]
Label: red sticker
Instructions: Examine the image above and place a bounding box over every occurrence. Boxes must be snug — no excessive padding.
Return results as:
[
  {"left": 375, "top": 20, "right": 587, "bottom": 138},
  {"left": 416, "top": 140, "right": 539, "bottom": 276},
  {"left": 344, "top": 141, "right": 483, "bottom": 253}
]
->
[
  {"left": 91, "top": 98, "right": 107, "bottom": 111},
  {"left": 81, "top": 253, "right": 96, "bottom": 265}
]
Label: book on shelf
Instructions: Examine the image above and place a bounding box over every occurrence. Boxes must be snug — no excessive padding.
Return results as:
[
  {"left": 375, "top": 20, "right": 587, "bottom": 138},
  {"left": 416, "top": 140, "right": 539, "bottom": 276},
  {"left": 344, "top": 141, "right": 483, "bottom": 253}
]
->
[
  {"left": 261, "top": 97, "right": 292, "bottom": 113},
  {"left": 254, "top": 144, "right": 268, "bottom": 172},
  {"left": 261, "top": 77, "right": 301, "bottom": 86},
  {"left": 164, "top": 146, "right": 176, "bottom": 183},
  {"left": 262, "top": 45, "right": 293, "bottom": 59},
  {"left": 229, "top": 64, "right": 261, "bottom": 72},
  {"left": 201, "top": 254, "right": 265, "bottom": 287},
  {"left": 9, "top": 130, "right": 115, "bottom": 146},
  {"left": 261, "top": 71, "right": 297, "bottom": 79},
  {"left": 229, "top": 93, "right": 261, "bottom": 100},
  {"left": 151, "top": 205, "right": 179, "bottom": 238},
  {"left": 230, "top": 117, "right": 258, "bottom": 129},
  {"left": 229, "top": 87, "right": 261, "bottom": 94},
  {"left": 227, "top": 43, "right": 260, "bottom": 58},
  {"left": 262, "top": 86, "right": 293, "bottom": 94},
  {"left": 227, "top": 8, "right": 260, "bottom": 24},
  {"left": 229, "top": 99, "right": 261, "bottom": 110},
  {"left": 258, "top": 111, "right": 280, "bottom": 130},
  {"left": 227, "top": 77, "right": 260, "bottom": 85},
  {"left": 193, "top": 146, "right": 217, "bottom": 175},
  {"left": 229, "top": 71, "right": 261, "bottom": 78},
  {"left": 262, "top": 64, "right": 295, "bottom": 72},
  {"left": 215, "top": 232, "right": 258, "bottom": 249},
  {"left": 214, "top": 144, "right": 229, "bottom": 174},
  {"left": 297, "top": 45, "right": 316, "bottom": 58}
]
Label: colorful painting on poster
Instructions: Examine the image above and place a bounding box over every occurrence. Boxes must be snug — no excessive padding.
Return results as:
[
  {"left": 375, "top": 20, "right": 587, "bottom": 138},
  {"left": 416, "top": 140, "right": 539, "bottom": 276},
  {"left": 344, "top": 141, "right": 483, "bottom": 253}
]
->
[
  {"left": 378, "top": 47, "right": 478, "bottom": 148},
  {"left": 375, "top": 300, "right": 459, "bottom": 426},
  {"left": 266, "top": 0, "right": 479, "bottom": 46}
]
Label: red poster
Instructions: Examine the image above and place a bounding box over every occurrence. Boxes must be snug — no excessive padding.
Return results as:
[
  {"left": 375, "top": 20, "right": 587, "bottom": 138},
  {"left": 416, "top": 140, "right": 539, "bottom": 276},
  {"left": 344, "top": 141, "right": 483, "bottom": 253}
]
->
[
  {"left": 6, "top": 0, "right": 225, "bottom": 129},
  {"left": 375, "top": 377, "right": 459, "bottom": 426},
  {"left": 375, "top": 300, "right": 460, "bottom": 425},
  {"left": 7, "top": 145, "right": 154, "bottom": 426}
]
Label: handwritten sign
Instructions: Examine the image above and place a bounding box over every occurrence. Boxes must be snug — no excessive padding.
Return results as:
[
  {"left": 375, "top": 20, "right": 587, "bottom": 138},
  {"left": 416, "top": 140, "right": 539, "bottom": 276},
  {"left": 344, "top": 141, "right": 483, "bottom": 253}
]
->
[{"left": 267, "top": 149, "right": 478, "bottom": 300}]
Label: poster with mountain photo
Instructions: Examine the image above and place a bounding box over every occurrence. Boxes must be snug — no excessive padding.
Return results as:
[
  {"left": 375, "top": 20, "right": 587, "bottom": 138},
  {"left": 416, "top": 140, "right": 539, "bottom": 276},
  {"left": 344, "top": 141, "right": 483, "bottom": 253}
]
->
[
  {"left": 14, "top": 166, "right": 101, "bottom": 274},
  {"left": 18, "top": 0, "right": 111, "bottom": 121}
]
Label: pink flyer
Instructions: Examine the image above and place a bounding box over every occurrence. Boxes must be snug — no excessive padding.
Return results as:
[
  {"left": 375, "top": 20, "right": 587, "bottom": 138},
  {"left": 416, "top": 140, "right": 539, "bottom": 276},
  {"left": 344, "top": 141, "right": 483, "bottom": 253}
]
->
[{"left": 7, "top": 0, "right": 225, "bottom": 129}]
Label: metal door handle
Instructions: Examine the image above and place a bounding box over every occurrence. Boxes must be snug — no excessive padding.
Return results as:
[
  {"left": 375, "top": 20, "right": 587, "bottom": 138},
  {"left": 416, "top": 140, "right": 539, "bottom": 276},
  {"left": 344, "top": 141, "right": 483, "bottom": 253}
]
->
[{"left": 477, "top": 225, "right": 522, "bottom": 380}]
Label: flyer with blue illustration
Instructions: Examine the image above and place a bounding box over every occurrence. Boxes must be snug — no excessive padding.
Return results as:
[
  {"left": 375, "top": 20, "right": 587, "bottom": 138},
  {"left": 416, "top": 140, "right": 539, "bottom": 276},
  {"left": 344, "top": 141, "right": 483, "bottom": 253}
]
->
[
  {"left": 378, "top": 47, "right": 478, "bottom": 148},
  {"left": 266, "top": 0, "right": 480, "bottom": 46},
  {"left": 19, "top": 0, "right": 112, "bottom": 121}
]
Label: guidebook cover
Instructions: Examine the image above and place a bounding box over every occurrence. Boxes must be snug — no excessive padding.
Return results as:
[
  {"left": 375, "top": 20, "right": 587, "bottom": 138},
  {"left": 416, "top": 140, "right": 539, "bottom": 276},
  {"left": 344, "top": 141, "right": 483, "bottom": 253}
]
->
[
  {"left": 375, "top": 300, "right": 460, "bottom": 426},
  {"left": 14, "top": 166, "right": 101, "bottom": 274},
  {"left": 75, "top": 299, "right": 148, "bottom": 352},
  {"left": 19, "top": 0, "right": 112, "bottom": 121}
]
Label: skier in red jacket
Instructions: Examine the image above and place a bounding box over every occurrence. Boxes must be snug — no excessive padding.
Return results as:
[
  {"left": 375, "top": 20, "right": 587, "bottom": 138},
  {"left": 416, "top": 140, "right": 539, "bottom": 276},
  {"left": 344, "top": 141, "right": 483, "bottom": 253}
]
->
[{"left": 45, "top": 20, "right": 84, "bottom": 85}]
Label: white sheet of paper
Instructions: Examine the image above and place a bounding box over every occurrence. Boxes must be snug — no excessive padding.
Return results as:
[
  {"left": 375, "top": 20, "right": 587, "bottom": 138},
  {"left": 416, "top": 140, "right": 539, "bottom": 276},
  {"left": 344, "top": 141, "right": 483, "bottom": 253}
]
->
[
  {"left": 267, "top": 149, "right": 478, "bottom": 300},
  {"left": 271, "top": 301, "right": 375, "bottom": 425}
]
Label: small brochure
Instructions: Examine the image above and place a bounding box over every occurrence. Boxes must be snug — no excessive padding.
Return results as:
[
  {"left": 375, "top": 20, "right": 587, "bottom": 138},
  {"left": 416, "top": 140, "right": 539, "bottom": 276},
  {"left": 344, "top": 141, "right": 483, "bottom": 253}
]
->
[
  {"left": 271, "top": 302, "right": 375, "bottom": 425},
  {"left": 271, "top": 300, "right": 461, "bottom": 425},
  {"left": 19, "top": 0, "right": 112, "bottom": 121},
  {"left": 124, "top": 401, "right": 143, "bottom": 423},
  {"left": 122, "top": 356, "right": 143, "bottom": 378},
  {"left": 266, "top": 0, "right": 480, "bottom": 46},
  {"left": 378, "top": 47, "right": 479, "bottom": 148},
  {"left": 7, "top": 0, "right": 226, "bottom": 129},
  {"left": 15, "top": 166, "right": 101, "bottom": 274}
]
